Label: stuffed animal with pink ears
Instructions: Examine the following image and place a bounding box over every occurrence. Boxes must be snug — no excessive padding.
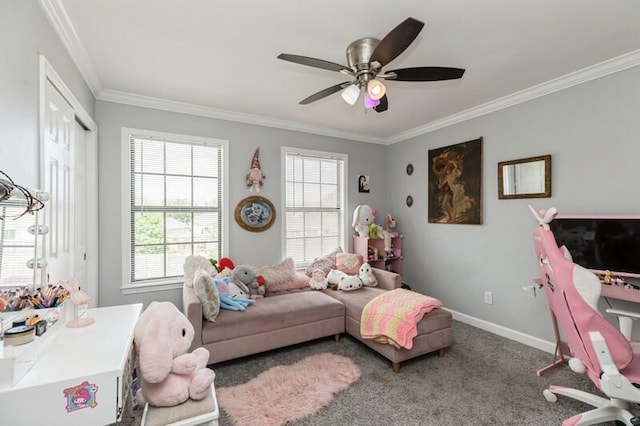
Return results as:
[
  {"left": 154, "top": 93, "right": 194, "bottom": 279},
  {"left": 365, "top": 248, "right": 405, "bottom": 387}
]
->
[
  {"left": 134, "top": 301, "right": 215, "bottom": 407},
  {"left": 309, "top": 268, "right": 328, "bottom": 290}
]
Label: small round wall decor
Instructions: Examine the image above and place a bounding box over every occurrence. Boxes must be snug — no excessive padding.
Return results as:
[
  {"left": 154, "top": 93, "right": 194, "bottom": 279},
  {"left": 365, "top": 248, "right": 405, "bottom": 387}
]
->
[
  {"left": 406, "top": 163, "right": 414, "bottom": 176},
  {"left": 406, "top": 195, "right": 413, "bottom": 207},
  {"left": 234, "top": 196, "right": 276, "bottom": 232}
]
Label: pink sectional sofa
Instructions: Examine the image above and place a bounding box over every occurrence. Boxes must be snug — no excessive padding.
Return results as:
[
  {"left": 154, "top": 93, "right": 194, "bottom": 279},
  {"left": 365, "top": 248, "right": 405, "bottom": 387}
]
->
[{"left": 183, "top": 265, "right": 452, "bottom": 372}]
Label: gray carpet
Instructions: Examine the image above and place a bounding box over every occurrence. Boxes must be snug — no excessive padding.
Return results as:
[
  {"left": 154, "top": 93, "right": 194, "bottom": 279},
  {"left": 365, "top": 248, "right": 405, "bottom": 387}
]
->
[{"left": 117, "top": 320, "right": 626, "bottom": 425}]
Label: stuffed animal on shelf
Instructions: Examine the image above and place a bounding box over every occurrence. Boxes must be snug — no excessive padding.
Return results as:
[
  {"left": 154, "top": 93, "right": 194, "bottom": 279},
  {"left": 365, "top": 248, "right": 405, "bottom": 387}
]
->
[
  {"left": 134, "top": 301, "right": 215, "bottom": 407},
  {"left": 352, "top": 205, "right": 376, "bottom": 237},
  {"left": 214, "top": 278, "right": 255, "bottom": 311},
  {"left": 326, "top": 269, "right": 363, "bottom": 291},
  {"left": 309, "top": 268, "right": 328, "bottom": 290},
  {"left": 385, "top": 213, "right": 397, "bottom": 232},
  {"left": 246, "top": 148, "right": 265, "bottom": 192},
  {"left": 232, "top": 266, "right": 266, "bottom": 297},
  {"left": 358, "top": 262, "right": 377, "bottom": 287}
]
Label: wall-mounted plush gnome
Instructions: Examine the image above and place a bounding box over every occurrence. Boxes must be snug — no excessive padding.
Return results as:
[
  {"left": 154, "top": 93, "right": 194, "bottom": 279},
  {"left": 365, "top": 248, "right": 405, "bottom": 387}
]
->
[{"left": 246, "top": 148, "right": 265, "bottom": 192}]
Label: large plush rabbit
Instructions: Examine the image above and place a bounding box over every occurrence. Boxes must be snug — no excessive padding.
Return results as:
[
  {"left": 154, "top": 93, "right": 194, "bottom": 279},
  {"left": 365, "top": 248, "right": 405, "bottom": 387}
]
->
[{"left": 134, "top": 301, "right": 215, "bottom": 407}]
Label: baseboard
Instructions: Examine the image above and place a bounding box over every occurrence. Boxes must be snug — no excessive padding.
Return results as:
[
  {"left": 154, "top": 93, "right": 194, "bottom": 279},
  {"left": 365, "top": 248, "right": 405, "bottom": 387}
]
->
[{"left": 443, "top": 308, "right": 556, "bottom": 354}]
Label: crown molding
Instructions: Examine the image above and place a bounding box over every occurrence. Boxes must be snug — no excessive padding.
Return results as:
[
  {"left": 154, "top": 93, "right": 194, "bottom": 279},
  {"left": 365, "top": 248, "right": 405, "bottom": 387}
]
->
[
  {"left": 38, "top": 0, "right": 103, "bottom": 97},
  {"left": 97, "top": 89, "right": 386, "bottom": 144},
  {"left": 389, "top": 49, "right": 640, "bottom": 144}
]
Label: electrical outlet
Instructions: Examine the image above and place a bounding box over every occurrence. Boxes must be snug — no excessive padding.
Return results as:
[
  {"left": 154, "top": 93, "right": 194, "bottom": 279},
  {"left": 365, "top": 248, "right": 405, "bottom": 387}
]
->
[{"left": 484, "top": 291, "right": 493, "bottom": 305}]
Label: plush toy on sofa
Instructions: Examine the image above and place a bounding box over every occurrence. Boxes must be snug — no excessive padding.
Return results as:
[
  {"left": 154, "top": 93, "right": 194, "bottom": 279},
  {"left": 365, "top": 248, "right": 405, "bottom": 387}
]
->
[
  {"left": 134, "top": 301, "right": 215, "bottom": 407},
  {"left": 309, "top": 268, "right": 328, "bottom": 290},
  {"left": 326, "top": 269, "right": 363, "bottom": 291},
  {"left": 232, "top": 266, "right": 266, "bottom": 297},
  {"left": 358, "top": 262, "right": 377, "bottom": 287},
  {"left": 215, "top": 278, "right": 255, "bottom": 311}
]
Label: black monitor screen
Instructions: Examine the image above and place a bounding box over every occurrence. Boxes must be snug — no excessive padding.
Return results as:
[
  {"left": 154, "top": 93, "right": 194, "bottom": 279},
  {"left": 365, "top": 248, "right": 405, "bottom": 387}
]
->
[{"left": 549, "top": 218, "right": 640, "bottom": 276}]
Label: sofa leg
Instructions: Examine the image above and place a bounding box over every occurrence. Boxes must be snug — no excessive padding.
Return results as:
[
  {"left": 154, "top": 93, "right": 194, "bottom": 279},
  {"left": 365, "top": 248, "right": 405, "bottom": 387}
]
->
[
  {"left": 392, "top": 362, "right": 400, "bottom": 373},
  {"left": 438, "top": 348, "right": 446, "bottom": 357},
  {"left": 334, "top": 334, "right": 341, "bottom": 343}
]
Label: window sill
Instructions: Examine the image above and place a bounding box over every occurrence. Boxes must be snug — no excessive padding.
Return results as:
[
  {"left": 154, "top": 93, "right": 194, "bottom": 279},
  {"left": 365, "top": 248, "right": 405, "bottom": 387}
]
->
[{"left": 120, "top": 281, "right": 183, "bottom": 295}]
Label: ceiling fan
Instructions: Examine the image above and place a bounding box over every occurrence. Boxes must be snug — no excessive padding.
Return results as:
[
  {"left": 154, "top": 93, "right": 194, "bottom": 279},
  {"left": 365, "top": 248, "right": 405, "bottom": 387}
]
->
[{"left": 277, "top": 17, "right": 465, "bottom": 113}]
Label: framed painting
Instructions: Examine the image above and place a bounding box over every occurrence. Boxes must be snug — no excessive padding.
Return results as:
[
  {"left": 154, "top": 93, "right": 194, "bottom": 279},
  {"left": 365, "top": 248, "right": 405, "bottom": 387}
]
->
[
  {"left": 428, "top": 137, "right": 482, "bottom": 224},
  {"left": 234, "top": 196, "right": 276, "bottom": 232}
]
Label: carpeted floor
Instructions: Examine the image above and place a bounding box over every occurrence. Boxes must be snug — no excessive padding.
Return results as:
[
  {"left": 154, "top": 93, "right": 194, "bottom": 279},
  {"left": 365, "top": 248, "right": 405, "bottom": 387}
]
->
[{"left": 117, "top": 320, "right": 625, "bottom": 425}]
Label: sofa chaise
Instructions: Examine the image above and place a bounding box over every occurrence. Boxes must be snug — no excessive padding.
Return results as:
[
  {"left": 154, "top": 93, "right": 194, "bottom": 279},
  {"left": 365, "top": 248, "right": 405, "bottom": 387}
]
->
[{"left": 182, "top": 260, "right": 453, "bottom": 372}]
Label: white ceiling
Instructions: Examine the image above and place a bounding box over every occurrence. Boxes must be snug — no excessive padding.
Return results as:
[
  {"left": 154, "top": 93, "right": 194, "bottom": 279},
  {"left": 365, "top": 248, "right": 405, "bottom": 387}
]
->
[{"left": 50, "top": 0, "right": 640, "bottom": 143}]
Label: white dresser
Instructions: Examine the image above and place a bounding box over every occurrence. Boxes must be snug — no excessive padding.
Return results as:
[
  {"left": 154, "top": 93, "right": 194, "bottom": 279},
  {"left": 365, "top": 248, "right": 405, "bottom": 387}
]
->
[{"left": 0, "top": 303, "right": 142, "bottom": 426}]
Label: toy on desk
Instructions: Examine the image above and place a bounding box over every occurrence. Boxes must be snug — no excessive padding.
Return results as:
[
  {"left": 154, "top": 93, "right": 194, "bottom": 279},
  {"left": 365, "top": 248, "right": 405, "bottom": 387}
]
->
[
  {"left": 134, "top": 301, "right": 215, "bottom": 407},
  {"left": 60, "top": 278, "right": 95, "bottom": 328}
]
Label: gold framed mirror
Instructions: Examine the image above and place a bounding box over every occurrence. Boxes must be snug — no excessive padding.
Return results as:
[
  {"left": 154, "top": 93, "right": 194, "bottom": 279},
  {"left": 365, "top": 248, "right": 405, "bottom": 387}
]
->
[{"left": 498, "top": 155, "right": 551, "bottom": 199}]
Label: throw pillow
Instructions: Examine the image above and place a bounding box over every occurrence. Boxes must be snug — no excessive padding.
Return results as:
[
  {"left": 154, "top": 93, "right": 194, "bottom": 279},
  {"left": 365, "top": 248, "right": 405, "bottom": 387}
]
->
[
  {"left": 304, "top": 247, "right": 343, "bottom": 277},
  {"left": 251, "top": 257, "right": 297, "bottom": 288},
  {"left": 184, "top": 255, "right": 216, "bottom": 288},
  {"left": 193, "top": 268, "right": 221, "bottom": 322},
  {"left": 265, "top": 272, "right": 311, "bottom": 294},
  {"left": 335, "top": 253, "right": 363, "bottom": 275}
]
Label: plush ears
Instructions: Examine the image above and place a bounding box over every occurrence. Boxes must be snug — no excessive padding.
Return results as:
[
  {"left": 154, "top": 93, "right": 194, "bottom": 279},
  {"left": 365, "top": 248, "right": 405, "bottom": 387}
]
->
[
  {"left": 193, "top": 268, "right": 221, "bottom": 322},
  {"left": 134, "top": 301, "right": 195, "bottom": 384},
  {"left": 528, "top": 204, "right": 558, "bottom": 230}
]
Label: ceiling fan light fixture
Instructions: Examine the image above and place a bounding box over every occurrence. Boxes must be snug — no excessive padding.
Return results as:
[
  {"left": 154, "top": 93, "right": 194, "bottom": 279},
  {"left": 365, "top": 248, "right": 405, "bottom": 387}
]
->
[
  {"left": 341, "top": 84, "right": 360, "bottom": 105},
  {"left": 363, "top": 92, "right": 380, "bottom": 109},
  {"left": 367, "top": 79, "right": 386, "bottom": 100}
]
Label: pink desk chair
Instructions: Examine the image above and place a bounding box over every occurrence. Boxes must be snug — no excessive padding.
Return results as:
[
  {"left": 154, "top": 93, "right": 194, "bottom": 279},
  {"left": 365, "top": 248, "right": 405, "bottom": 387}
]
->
[{"left": 530, "top": 206, "right": 640, "bottom": 426}]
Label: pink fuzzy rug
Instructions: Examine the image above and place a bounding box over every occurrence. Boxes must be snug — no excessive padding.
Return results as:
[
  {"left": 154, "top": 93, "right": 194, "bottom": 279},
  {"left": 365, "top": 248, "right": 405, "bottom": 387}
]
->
[{"left": 217, "top": 353, "right": 361, "bottom": 425}]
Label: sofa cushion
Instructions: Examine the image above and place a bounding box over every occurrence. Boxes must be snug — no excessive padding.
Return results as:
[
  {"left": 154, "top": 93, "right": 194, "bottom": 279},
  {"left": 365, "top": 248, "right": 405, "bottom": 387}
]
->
[
  {"left": 201, "top": 291, "right": 344, "bottom": 344},
  {"left": 323, "top": 288, "right": 452, "bottom": 336},
  {"left": 304, "top": 247, "right": 343, "bottom": 276},
  {"left": 335, "top": 253, "right": 363, "bottom": 275}
]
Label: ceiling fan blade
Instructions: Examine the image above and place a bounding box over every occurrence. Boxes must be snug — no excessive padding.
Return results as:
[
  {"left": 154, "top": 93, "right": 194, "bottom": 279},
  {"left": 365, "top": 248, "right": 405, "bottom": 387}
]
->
[
  {"left": 278, "top": 53, "right": 353, "bottom": 74},
  {"left": 299, "top": 82, "right": 353, "bottom": 105},
  {"left": 369, "top": 18, "right": 424, "bottom": 68},
  {"left": 373, "top": 94, "right": 388, "bottom": 113},
  {"left": 384, "top": 67, "right": 465, "bottom": 81}
]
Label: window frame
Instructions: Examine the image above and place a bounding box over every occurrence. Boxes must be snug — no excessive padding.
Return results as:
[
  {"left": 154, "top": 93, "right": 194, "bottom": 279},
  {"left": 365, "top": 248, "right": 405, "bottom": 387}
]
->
[
  {"left": 120, "top": 128, "right": 229, "bottom": 294},
  {"left": 280, "top": 147, "right": 348, "bottom": 269}
]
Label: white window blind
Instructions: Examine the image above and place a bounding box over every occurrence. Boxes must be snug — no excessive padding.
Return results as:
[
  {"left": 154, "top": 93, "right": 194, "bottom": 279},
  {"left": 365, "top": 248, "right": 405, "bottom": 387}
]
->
[
  {"left": 283, "top": 149, "right": 346, "bottom": 267},
  {"left": 128, "top": 133, "right": 223, "bottom": 285}
]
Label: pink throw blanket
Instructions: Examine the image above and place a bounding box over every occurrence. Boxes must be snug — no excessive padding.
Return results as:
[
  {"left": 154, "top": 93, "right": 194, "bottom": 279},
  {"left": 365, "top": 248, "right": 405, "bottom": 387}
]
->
[{"left": 360, "top": 289, "right": 443, "bottom": 349}]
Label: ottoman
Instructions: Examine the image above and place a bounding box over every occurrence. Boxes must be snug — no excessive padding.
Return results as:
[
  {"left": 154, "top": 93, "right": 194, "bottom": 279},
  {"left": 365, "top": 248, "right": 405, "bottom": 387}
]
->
[{"left": 324, "top": 287, "right": 453, "bottom": 372}]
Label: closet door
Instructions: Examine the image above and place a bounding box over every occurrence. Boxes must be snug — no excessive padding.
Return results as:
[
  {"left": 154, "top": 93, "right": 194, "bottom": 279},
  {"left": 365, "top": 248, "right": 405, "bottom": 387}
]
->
[{"left": 42, "top": 79, "right": 75, "bottom": 284}]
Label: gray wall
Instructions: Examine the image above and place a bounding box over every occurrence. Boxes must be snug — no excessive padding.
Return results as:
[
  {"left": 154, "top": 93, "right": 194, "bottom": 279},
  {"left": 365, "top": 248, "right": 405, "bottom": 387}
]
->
[
  {"left": 0, "top": 1, "right": 95, "bottom": 187},
  {"left": 95, "top": 101, "right": 389, "bottom": 308},
  {"left": 386, "top": 65, "right": 640, "bottom": 343}
]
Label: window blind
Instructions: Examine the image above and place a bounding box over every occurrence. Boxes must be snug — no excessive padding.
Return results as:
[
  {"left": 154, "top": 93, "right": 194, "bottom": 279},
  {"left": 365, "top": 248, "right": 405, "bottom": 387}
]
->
[
  {"left": 129, "top": 135, "right": 222, "bottom": 284},
  {"left": 0, "top": 200, "right": 39, "bottom": 288},
  {"left": 284, "top": 151, "right": 344, "bottom": 267}
]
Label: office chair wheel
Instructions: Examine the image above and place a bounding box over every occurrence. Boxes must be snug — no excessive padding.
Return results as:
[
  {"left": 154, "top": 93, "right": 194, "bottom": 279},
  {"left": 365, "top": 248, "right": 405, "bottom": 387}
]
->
[{"left": 543, "top": 389, "right": 558, "bottom": 402}]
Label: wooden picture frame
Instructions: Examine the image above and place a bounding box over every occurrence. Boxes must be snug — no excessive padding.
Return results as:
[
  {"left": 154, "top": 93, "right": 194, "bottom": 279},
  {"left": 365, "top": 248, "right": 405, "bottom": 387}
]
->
[
  {"left": 428, "top": 137, "right": 483, "bottom": 224},
  {"left": 234, "top": 195, "right": 276, "bottom": 232},
  {"left": 498, "top": 155, "right": 551, "bottom": 199}
]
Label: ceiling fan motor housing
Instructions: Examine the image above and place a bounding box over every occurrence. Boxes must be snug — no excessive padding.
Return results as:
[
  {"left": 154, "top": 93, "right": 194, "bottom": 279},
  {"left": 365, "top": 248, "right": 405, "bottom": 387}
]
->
[{"left": 346, "top": 37, "right": 380, "bottom": 84}]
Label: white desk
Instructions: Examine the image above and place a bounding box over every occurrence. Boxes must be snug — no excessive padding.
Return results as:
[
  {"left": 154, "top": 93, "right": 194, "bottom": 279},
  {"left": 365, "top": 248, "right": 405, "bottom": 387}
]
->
[{"left": 0, "top": 303, "right": 142, "bottom": 426}]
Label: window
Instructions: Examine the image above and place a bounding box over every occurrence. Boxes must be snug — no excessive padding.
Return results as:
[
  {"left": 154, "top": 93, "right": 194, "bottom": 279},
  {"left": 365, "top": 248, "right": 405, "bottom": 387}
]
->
[
  {"left": 282, "top": 148, "right": 347, "bottom": 268},
  {"left": 0, "top": 200, "right": 39, "bottom": 288},
  {"left": 121, "top": 128, "right": 228, "bottom": 293}
]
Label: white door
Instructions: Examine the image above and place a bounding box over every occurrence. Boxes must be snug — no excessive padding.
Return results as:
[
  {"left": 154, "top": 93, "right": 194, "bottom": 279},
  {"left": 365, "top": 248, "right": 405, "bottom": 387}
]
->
[{"left": 43, "top": 80, "right": 75, "bottom": 285}]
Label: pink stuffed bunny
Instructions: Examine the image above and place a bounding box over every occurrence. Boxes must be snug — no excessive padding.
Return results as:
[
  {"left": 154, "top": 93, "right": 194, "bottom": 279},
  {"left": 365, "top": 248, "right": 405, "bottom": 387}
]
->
[{"left": 134, "top": 301, "right": 215, "bottom": 407}]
